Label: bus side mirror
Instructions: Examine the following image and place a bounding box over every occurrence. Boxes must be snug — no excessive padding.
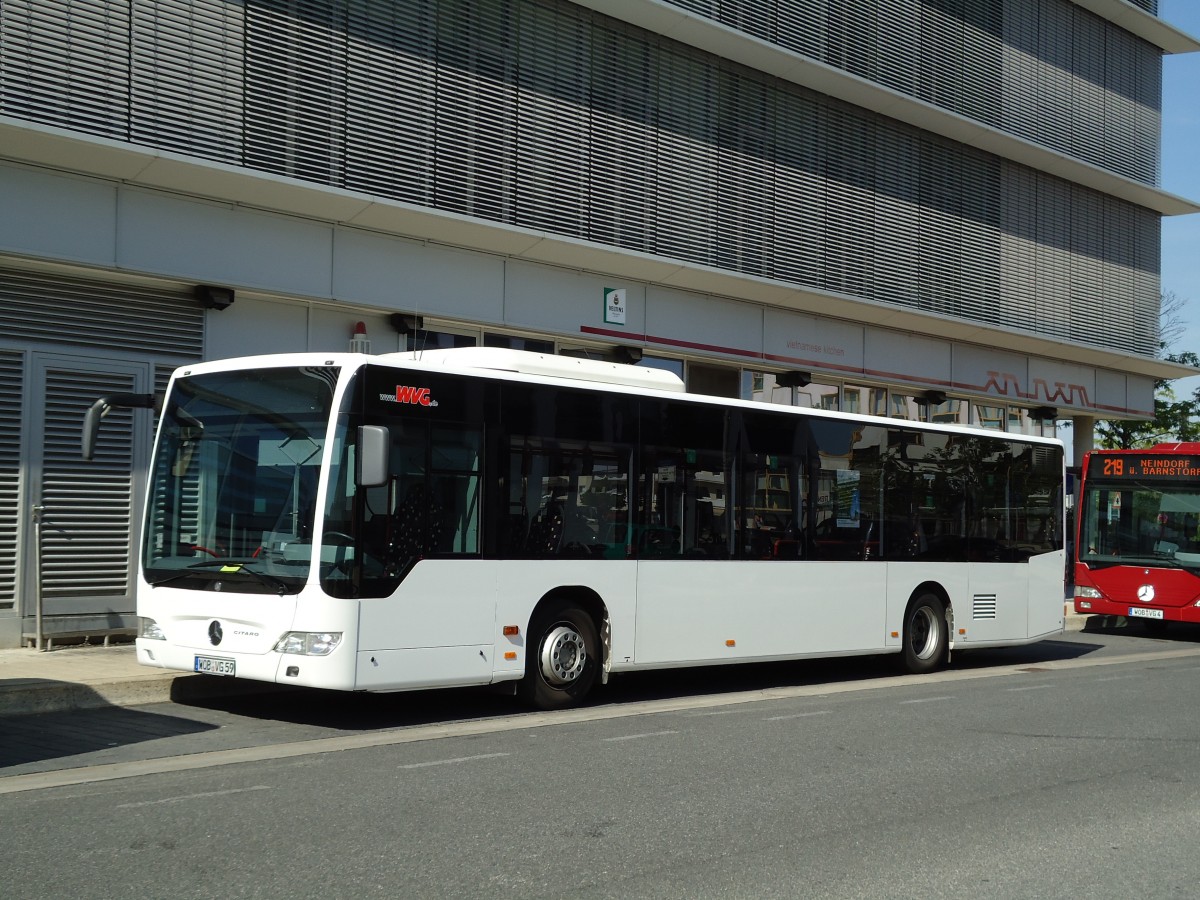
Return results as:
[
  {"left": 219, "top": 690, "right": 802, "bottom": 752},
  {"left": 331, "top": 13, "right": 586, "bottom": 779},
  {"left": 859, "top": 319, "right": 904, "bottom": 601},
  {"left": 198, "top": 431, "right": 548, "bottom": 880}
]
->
[
  {"left": 82, "top": 393, "right": 159, "bottom": 460},
  {"left": 357, "top": 425, "right": 390, "bottom": 487}
]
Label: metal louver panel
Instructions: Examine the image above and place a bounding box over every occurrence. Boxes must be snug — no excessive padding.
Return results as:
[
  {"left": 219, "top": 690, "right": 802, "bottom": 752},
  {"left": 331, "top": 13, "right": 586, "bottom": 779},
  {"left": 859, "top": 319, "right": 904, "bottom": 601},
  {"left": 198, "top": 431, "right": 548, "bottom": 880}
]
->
[
  {"left": 973, "top": 594, "right": 998, "bottom": 620},
  {"left": 244, "top": 0, "right": 347, "bottom": 184},
  {"left": 0, "top": 352, "right": 21, "bottom": 609},
  {"left": 0, "top": 269, "right": 203, "bottom": 359},
  {"left": 0, "top": 0, "right": 1165, "bottom": 358},
  {"left": 654, "top": 45, "right": 717, "bottom": 263},
  {"left": 0, "top": 0, "right": 131, "bottom": 137},
  {"left": 589, "top": 23, "right": 653, "bottom": 251},
  {"left": 657, "top": 0, "right": 1160, "bottom": 185},
  {"left": 345, "top": 0, "right": 435, "bottom": 204},
  {"left": 130, "top": 0, "right": 246, "bottom": 163},
  {"left": 432, "top": 0, "right": 517, "bottom": 221},
  {"left": 40, "top": 367, "right": 137, "bottom": 602},
  {"left": 515, "top": 0, "right": 591, "bottom": 237}
]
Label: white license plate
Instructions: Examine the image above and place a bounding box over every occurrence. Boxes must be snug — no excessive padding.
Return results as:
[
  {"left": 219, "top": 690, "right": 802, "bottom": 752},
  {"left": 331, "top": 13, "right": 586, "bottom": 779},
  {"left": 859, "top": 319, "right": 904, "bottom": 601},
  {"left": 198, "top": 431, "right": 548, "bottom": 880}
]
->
[
  {"left": 194, "top": 655, "right": 236, "bottom": 676},
  {"left": 1128, "top": 607, "right": 1164, "bottom": 620}
]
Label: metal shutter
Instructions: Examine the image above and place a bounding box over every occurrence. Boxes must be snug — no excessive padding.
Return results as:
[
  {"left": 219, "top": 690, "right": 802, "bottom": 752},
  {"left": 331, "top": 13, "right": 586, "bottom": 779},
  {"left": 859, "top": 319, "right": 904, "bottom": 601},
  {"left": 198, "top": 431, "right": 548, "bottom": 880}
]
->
[
  {"left": 39, "top": 365, "right": 138, "bottom": 605},
  {"left": 0, "top": 268, "right": 203, "bottom": 359},
  {"left": 0, "top": 352, "right": 20, "bottom": 610}
]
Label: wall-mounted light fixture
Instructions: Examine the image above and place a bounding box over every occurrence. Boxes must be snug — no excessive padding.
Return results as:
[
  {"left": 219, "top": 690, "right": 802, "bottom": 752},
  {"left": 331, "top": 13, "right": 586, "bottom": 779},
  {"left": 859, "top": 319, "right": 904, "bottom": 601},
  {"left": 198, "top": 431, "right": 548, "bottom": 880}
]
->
[
  {"left": 614, "top": 346, "right": 643, "bottom": 364},
  {"left": 195, "top": 285, "right": 235, "bottom": 311},
  {"left": 920, "top": 390, "right": 948, "bottom": 405},
  {"left": 1029, "top": 406, "right": 1058, "bottom": 421},
  {"left": 390, "top": 313, "right": 424, "bottom": 335},
  {"left": 775, "top": 371, "right": 812, "bottom": 388}
]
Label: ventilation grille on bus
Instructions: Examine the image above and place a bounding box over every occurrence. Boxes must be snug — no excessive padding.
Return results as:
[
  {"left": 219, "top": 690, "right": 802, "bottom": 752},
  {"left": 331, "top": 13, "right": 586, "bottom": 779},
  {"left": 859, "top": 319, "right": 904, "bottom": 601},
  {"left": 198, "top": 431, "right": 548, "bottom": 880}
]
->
[{"left": 973, "top": 595, "right": 998, "bottom": 619}]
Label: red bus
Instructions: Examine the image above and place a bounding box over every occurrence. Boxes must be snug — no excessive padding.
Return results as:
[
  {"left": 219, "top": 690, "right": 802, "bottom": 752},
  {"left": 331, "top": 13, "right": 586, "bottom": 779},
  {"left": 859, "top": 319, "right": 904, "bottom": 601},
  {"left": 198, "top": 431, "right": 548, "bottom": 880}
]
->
[{"left": 1074, "top": 443, "right": 1200, "bottom": 628}]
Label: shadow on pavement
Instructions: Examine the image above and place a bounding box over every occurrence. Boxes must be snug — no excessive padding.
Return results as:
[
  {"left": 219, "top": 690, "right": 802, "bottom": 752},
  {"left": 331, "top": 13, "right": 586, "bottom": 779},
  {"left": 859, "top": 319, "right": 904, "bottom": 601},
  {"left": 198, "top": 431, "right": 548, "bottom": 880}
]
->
[
  {"left": 170, "top": 636, "right": 1106, "bottom": 733},
  {"left": 1079, "top": 614, "right": 1200, "bottom": 643},
  {"left": 0, "top": 697, "right": 216, "bottom": 769}
]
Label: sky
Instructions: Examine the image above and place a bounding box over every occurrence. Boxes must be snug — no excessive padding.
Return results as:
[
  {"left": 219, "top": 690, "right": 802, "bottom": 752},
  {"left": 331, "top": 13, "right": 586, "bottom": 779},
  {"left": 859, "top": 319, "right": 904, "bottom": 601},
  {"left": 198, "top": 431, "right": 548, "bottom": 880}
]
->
[{"left": 1159, "top": 2, "right": 1200, "bottom": 368}]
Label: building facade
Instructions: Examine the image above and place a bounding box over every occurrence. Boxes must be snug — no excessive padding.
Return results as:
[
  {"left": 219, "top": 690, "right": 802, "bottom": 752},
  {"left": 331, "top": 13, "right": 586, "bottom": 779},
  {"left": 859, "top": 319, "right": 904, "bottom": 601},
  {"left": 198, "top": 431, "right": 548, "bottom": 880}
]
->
[{"left": 0, "top": 0, "right": 1197, "bottom": 646}]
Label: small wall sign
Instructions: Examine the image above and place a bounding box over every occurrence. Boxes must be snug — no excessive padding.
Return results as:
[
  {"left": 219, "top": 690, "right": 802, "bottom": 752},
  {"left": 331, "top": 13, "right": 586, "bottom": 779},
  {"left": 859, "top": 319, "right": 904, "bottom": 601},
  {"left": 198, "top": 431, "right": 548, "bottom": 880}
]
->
[{"left": 604, "top": 287, "right": 627, "bottom": 326}]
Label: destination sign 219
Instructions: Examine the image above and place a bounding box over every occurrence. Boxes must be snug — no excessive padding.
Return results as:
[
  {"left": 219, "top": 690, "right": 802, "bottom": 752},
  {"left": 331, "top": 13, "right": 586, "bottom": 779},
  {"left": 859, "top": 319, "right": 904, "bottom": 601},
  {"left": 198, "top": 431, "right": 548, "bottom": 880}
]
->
[{"left": 1088, "top": 455, "right": 1200, "bottom": 480}]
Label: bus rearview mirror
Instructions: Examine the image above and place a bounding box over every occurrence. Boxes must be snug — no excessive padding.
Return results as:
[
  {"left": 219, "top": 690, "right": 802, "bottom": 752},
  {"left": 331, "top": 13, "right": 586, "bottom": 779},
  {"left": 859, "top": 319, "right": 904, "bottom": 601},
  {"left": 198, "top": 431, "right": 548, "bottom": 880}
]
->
[{"left": 357, "top": 425, "right": 390, "bottom": 487}]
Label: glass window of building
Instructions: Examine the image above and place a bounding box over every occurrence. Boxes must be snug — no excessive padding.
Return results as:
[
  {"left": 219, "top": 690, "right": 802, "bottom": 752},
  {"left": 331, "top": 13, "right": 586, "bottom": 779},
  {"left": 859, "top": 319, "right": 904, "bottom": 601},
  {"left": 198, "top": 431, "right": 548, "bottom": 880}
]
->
[
  {"left": 843, "top": 384, "right": 888, "bottom": 417},
  {"left": 484, "top": 333, "right": 555, "bottom": 354},
  {"left": 742, "top": 370, "right": 796, "bottom": 406},
  {"left": 928, "top": 398, "right": 966, "bottom": 425},
  {"left": 973, "top": 404, "right": 1006, "bottom": 430},
  {"left": 891, "top": 394, "right": 921, "bottom": 420},
  {"left": 795, "top": 381, "right": 841, "bottom": 410},
  {"left": 407, "top": 328, "right": 477, "bottom": 352},
  {"left": 637, "top": 355, "right": 685, "bottom": 380},
  {"left": 687, "top": 362, "right": 740, "bottom": 398}
]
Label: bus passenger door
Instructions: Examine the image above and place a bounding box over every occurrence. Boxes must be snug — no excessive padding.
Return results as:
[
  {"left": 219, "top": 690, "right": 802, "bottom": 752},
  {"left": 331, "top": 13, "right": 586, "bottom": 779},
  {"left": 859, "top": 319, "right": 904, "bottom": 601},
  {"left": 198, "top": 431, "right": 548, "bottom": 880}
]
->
[{"left": 355, "top": 419, "right": 493, "bottom": 688}]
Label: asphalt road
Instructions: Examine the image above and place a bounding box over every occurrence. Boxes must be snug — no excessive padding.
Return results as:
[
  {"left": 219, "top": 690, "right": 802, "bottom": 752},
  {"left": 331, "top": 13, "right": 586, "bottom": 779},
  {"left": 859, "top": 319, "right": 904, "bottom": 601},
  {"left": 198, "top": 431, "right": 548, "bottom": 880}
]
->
[{"left": 4, "top": 619, "right": 1200, "bottom": 899}]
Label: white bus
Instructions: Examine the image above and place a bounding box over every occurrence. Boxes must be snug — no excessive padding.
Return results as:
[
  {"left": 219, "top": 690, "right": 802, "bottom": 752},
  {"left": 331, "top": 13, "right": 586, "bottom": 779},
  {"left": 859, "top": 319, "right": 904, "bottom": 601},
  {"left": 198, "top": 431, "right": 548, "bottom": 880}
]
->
[{"left": 86, "top": 348, "right": 1065, "bottom": 709}]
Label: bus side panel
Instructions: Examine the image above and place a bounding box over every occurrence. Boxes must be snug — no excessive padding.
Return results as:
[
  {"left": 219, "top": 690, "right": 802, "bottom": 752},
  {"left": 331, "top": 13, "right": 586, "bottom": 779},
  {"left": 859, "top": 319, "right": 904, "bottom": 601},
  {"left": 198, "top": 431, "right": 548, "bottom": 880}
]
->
[
  {"left": 883, "top": 564, "right": 969, "bottom": 649},
  {"left": 632, "top": 560, "right": 888, "bottom": 665},
  {"left": 961, "top": 563, "right": 1029, "bottom": 644},
  {"left": 1027, "top": 550, "right": 1066, "bottom": 637},
  {"left": 491, "top": 559, "right": 639, "bottom": 678},
  {"left": 355, "top": 561, "right": 496, "bottom": 690}
]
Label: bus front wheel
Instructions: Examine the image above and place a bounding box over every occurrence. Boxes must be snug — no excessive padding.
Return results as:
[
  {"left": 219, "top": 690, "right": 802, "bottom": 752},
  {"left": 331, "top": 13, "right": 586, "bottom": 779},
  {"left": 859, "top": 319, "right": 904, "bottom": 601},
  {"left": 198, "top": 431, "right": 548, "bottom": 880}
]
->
[
  {"left": 902, "top": 592, "right": 948, "bottom": 675},
  {"left": 519, "top": 604, "right": 599, "bottom": 710}
]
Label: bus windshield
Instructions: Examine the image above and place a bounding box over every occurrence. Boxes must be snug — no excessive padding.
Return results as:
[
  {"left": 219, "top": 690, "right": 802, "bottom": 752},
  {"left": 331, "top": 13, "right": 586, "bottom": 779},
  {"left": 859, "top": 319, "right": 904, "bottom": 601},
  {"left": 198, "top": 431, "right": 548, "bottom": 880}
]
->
[
  {"left": 142, "top": 365, "right": 340, "bottom": 593},
  {"left": 1079, "top": 476, "right": 1200, "bottom": 569}
]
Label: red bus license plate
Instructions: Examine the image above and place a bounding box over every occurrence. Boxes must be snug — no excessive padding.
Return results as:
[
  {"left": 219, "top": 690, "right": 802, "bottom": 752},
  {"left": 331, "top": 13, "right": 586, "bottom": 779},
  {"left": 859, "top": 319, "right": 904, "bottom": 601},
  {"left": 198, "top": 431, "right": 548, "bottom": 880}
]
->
[{"left": 1127, "top": 607, "right": 1164, "bottom": 620}]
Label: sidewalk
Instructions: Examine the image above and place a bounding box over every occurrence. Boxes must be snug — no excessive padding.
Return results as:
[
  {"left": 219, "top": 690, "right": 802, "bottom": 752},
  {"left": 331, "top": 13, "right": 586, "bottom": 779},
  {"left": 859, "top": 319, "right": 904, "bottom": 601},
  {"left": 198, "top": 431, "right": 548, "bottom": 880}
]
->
[
  {"left": 0, "top": 640, "right": 288, "bottom": 717},
  {"left": 0, "top": 607, "right": 1092, "bottom": 717}
]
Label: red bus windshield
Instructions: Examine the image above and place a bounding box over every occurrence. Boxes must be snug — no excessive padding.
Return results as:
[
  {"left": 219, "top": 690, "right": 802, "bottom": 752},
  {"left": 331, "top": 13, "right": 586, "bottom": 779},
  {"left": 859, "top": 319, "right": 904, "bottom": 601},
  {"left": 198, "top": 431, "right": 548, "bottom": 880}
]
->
[{"left": 1078, "top": 452, "right": 1200, "bottom": 570}]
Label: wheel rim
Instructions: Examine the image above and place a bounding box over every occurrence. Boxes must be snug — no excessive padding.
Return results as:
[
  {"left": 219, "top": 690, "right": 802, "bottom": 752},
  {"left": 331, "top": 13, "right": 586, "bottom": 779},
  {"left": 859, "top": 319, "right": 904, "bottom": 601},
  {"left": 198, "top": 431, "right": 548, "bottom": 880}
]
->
[
  {"left": 908, "top": 605, "right": 940, "bottom": 660},
  {"left": 539, "top": 624, "right": 587, "bottom": 686}
]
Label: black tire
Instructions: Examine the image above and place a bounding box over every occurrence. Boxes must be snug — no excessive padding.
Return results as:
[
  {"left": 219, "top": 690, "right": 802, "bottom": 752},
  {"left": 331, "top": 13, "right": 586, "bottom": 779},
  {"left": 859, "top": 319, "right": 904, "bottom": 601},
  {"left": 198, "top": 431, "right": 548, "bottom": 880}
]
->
[
  {"left": 518, "top": 604, "right": 599, "bottom": 710},
  {"left": 902, "top": 591, "right": 948, "bottom": 674}
]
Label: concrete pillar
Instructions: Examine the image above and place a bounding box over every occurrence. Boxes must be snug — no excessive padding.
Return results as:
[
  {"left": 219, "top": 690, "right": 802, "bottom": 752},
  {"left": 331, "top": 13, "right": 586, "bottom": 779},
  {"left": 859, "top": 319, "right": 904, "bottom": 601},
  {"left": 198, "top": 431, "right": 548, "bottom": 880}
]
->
[{"left": 1071, "top": 415, "right": 1095, "bottom": 469}]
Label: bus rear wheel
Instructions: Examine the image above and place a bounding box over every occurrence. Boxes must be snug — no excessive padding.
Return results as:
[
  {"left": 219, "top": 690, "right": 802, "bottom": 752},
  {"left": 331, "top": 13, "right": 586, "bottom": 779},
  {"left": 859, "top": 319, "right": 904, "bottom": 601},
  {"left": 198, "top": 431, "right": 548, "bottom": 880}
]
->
[
  {"left": 902, "top": 592, "right": 948, "bottom": 675},
  {"left": 518, "top": 604, "right": 599, "bottom": 710}
]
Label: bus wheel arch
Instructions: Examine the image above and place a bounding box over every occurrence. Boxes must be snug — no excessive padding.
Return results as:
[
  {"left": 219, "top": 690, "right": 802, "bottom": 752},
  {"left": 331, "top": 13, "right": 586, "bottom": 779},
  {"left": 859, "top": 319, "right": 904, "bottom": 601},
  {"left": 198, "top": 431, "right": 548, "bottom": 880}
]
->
[
  {"left": 901, "top": 584, "right": 951, "bottom": 675},
  {"left": 518, "top": 587, "right": 607, "bottom": 710}
]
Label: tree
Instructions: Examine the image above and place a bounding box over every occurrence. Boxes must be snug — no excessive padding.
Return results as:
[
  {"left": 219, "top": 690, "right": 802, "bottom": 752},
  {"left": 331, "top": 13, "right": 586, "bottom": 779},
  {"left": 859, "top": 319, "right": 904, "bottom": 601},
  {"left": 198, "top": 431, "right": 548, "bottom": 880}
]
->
[
  {"left": 1094, "top": 351, "right": 1200, "bottom": 450},
  {"left": 1088, "top": 293, "right": 1198, "bottom": 449}
]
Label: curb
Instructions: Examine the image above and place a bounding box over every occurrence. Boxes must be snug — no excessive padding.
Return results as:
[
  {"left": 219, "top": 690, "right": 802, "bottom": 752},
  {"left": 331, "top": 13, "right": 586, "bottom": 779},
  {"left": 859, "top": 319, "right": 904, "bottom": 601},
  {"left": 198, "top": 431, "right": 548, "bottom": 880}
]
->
[{"left": 0, "top": 672, "right": 296, "bottom": 718}]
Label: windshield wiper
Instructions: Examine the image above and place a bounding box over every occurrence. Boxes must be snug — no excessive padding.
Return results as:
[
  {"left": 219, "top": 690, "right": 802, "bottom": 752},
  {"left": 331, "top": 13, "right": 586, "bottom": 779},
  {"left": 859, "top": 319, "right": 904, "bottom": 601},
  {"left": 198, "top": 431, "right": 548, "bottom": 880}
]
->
[
  {"left": 1088, "top": 555, "right": 1182, "bottom": 570},
  {"left": 149, "top": 559, "right": 292, "bottom": 594}
]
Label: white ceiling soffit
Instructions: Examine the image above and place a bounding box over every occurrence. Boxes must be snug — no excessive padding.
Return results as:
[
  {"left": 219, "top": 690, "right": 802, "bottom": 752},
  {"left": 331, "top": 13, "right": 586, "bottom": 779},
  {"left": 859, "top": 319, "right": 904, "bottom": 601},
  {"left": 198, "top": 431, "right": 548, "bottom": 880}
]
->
[{"left": 2, "top": 116, "right": 1197, "bottom": 384}]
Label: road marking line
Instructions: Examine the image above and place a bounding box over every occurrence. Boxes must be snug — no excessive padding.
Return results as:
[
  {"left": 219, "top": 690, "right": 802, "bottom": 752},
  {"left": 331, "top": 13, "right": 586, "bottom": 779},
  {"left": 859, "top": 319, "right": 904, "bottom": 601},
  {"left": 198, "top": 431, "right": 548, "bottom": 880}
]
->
[
  {"left": 602, "top": 730, "right": 678, "bottom": 742},
  {"left": 117, "top": 786, "right": 271, "bottom": 808},
  {"left": 398, "top": 753, "right": 510, "bottom": 769},
  {"left": 766, "top": 710, "right": 831, "bottom": 721},
  {"left": 4, "top": 646, "right": 1199, "bottom": 797},
  {"left": 1005, "top": 684, "right": 1052, "bottom": 692},
  {"left": 899, "top": 696, "right": 953, "bottom": 704}
]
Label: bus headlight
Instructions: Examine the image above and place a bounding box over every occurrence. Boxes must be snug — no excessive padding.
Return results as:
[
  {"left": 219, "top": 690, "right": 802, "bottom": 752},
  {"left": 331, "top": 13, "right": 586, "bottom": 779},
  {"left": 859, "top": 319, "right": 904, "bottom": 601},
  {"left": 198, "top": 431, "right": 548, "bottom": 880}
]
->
[
  {"left": 274, "top": 632, "right": 342, "bottom": 656},
  {"left": 139, "top": 617, "right": 166, "bottom": 641},
  {"left": 1074, "top": 586, "right": 1102, "bottom": 600}
]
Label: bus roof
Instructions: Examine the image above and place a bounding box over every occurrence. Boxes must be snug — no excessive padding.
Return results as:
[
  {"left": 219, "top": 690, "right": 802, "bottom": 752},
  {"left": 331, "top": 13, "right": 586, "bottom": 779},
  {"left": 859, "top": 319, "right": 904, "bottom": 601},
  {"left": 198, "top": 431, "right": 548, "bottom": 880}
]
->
[{"left": 380, "top": 347, "right": 686, "bottom": 393}]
